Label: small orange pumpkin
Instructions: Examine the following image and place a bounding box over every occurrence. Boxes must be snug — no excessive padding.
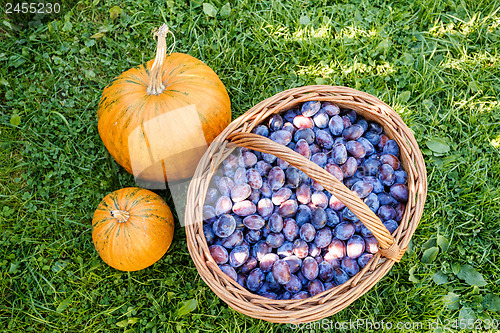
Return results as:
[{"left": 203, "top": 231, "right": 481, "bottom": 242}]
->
[
  {"left": 92, "top": 187, "right": 174, "bottom": 271},
  {"left": 97, "top": 24, "right": 231, "bottom": 183}
]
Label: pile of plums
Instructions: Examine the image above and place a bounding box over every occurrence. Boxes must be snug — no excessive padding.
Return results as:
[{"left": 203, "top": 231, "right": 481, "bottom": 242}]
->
[{"left": 202, "top": 100, "right": 409, "bottom": 300}]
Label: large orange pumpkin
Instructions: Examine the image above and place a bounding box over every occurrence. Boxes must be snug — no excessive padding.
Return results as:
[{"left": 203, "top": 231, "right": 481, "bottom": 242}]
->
[
  {"left": 92, "top": 187, "right": 175, "bottom": 271},
  {"left": 97, "top": 25, "right": 231, "bottom": 183}
]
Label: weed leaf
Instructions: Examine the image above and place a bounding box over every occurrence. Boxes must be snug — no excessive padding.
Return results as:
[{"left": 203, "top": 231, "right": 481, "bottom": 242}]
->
[
  {"left": 176, "top": 299, "right": 197, "bottom": 317},
  {"left": 457, "top": 264, "right": 487, "bottom": 287},
  {"left": 203, "top": 3, "right": 217, "bottom": 17},
  {"left": 421, "top": 246, "right": 439, "bottom": 264},
  {"left": 426, "top": 138, "right": 450, "bottom": 154},
  {"left": 482, "top": 294, "right": 500, "bottom": 312},
  {"left": 432, "top": 271, "right": 448, "bottom": 285}
]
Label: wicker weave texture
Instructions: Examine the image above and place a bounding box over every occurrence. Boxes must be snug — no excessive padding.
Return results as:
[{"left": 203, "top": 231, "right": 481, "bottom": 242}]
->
[{"left": 185, "top": 85, "right": 427, "bottom": 324}]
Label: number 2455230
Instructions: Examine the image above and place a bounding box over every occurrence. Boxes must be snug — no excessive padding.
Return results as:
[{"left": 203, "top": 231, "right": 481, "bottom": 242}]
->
[{"left": 5, "top": 2, "right": 61, "bottom": 14}]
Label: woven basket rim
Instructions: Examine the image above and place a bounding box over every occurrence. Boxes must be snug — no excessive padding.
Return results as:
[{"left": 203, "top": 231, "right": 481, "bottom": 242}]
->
[{"left": 184, "top": 85, "right": 427, "bottom": 324}]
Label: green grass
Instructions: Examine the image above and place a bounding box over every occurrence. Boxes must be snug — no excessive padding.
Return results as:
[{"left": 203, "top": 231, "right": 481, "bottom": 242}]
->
[{"left": 1, "top": 0, "right": 500, "bottom": 331}]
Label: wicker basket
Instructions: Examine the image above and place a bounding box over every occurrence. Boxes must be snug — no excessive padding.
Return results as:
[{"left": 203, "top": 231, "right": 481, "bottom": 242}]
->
[{"left": 185, "top": 85, "right": 427, "bottom": 324}]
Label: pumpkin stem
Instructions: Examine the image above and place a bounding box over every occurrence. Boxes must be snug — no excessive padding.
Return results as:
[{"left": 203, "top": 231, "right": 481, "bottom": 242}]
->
[
  {"left": 110, "top": 210, "right": 130, "bottom": 223},
  {"left": 146, "top": 24, "right": 176, "bottom": 95}
]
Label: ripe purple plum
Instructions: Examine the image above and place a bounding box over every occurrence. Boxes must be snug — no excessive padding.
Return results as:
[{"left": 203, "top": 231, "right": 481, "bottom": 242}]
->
[
  {"left": 252, "top": 125, "right": 269, "bottom": 137},
  {"left": 260, "top": 253, "right": 279, "bottom": 272},
  {"left": 268, "top": 213, "right": 284, "bottom": 233},
  {"left": 293, "top": 115, "right": 314, "bottom": 129},
  {"left": 233, "top": 200, "right": 257, "bottom": 216},
  {"left": 295, "top": 139, "right": 311, "bottom": 158},
  {"left": 351, "top": 180, "right": 374, "bottom": 198},
  {"left": 279, "top": 199, "right": 298, "bottom": 217},
  {"left": 266, "top": 232, "right": 285, "bottom": 248},
  {"left": 231, "top": 184, "right": 251, "bottom": 202},
  {"left": 272, "top": 259, "right": 291, "bottom": 284},
  {"left": 296, "top": 184, "right": 312, "bottom": 205},
  {"left": 383, "top": 219, "right": 399, "bottom": 234},
  {"left": 363, "top": 192, "right": 380, "bottom": 213},
  {"left": 205, "top": 188, "right": 219, "bottom": 205},
  {"left": 240, "top": 151, "right": 258, "bottom": 168},
  {"left": 328, "top": 115, "right": 345, "bottom": 136},
  {"left": 240, "top": 256, "right": 258, "bottom": 274},
  {"left": 300, "top": 223, "right": 316, "bottom": 242},
  {"left": 209, "top": 245, "right": 229, "bottom": 264},
  {"left": 219, "top": 264, "right": 237, "bottom": 281},
  {"left": 283, "top": 274, "right": 302, "bottom": 293},
  {"left": 394, "top": 202, "right": 405, "bottom": 222},
  {"left": 343, "top": 124, "right": 364, "bottom": 141},
  {"left": 203, "top": 205, "right": 217, "bottom": 224},
  {"left": 283, "top": 218, "right": 299, "bottom": 242},
  {"left": 295, "top": 204, "right": 312, "bottom": 226},
  {"left": 277, "top": 241, "right": 294, "bottom": 258},
  {"left": 314, "top": 227, "right": 333, "bottom": 249},
  {"left": 341, "top": 258, "right": 360, "bottom": 276},
  {"left": 311, "top": 207, "right": 327, "bottom": 229},
  {"left": 329, "top": 194, "right": 346, "bottom": 211},
  {"left": 301, "top": 100, "right": 321, "bottom": 117},
  {"left": 316, "top": 129, "right": 334, "bottom": 149},
  {"left": 308, "top": 279, "right": 325, "bottom": 296},
  {"left": 221, "top": 229, "right": 244, "bottom": 248},
  {"left": 242, "top": 214, "right": 265, "bottom": 230},
  {"left": 341, "top": 157, "right": 357, "bottom": 178},
  {"left": 333, "top": 268, "right": 350, "bottom": 285},
  {"left": 284, "top": 108, "right": 300, "bottom": 122},
  {"left": 378, "top": 205, "right": 397, "bottom": 221},
  {"left": 390, "top": 184, "right": 409, "bottom": 202},
  {"left": 294, "top": 128, "right": 315, "bottom": 144},
  {"left": 383, "top": 139, "right": 400, "bottom": 157},
  {"left": 380, "top": 154, "right": 400, "bottom": 170},
  {"left": 364, "top": 236, "right": 378, "bottom": 254},
  {"left": 311, "top": 191, "right": 328, "bottom": 209},
  {"left": 302, "top": 257, "right": 319, "bottom": 281},
  {"left": 246, "top": 268, "right": 265, "bottom": 291},
  {"left": 327, "top": 238, "right": 346, "bottom": 259},
  {"left": 394, "top": 170, "right": 408, "bottom": 184},
  {"left": 325, "top": 163, "right": 344, "bottom": 182},
  {"left": 346, "top": 140, "right": 366, "bottom": 159},
  {"left": 358, "top": 253, "right": 374, "bottom": 268},
  {"left": 378, "top": 192, "right": 397, "bottom": 206},
  {"left": 285, "top": 167, "right": 301, "bottom": 188},
  {"left": 268, "top": 167, "right": 285, "bottom": 190},
  {"left": 364, "top": 129, "right": 381, "bottom": 145},
  {"left": 252, "top": 241, "right": 272, "bottom": 261},
  {"left": 257, "top": 198, "right": 274, "bottom": 218},
  {"left": 334, "top": 222, "right": 355, "bottom": 240},
  {"left": 313, "top": 110, "right": 329, "bottom": 128},
  {"left": 247, "top": 168, "right": 263, "bottom": 189},
  {"left": 293, "top": 239, "right": 309, "bottom": 259},
  {"left": 318, "top": 261, "right": 334, "bottom": 282},
  {"left": 325, "top": 208, "right": 341, "bottom": 227},
  {"left": 270, "top": 130, "right": 292, "bottom": 146},
  {"left": 284, "top": 255, "right": 302, "bottom": 274},
  {"left": 346, "top": 235, "right": 365, "bottom": 259},
  {"left": 291, "top": 291, "right": 310, "bottom": 300},
  {"left": 229, "top": 245, "right": 250, "bottom": 268},
  {"left": 218, "top": 177, "right": 235, "bottom": 197},
  {"left": 268, "top": 114, "right": 283, "bottom": 131},
  {"left": 282, "top": 122, "right": 296, "bottom": 136},
  {"left": 322, "top": 102, "right": 340, "bottom": 116},
  {"left": 215, "top": 196, "right": 233, "bottom": 216},
  {"left": 311, "top": 152, "right": 328, "bottom": 167},
  {"left": 378, "top": 164, "right": 396, "bottom": 186},
  {"left": 203, "top": 224, "right": 216, "bottom": 244},
  {"left": 213, "top": 214, "right": 236, "bottom": 238}
]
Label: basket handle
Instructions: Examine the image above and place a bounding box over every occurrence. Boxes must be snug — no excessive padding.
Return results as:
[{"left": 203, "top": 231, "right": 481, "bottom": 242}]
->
[{"left": 228, "top": 132, "right": 406, "bottom": 262}]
